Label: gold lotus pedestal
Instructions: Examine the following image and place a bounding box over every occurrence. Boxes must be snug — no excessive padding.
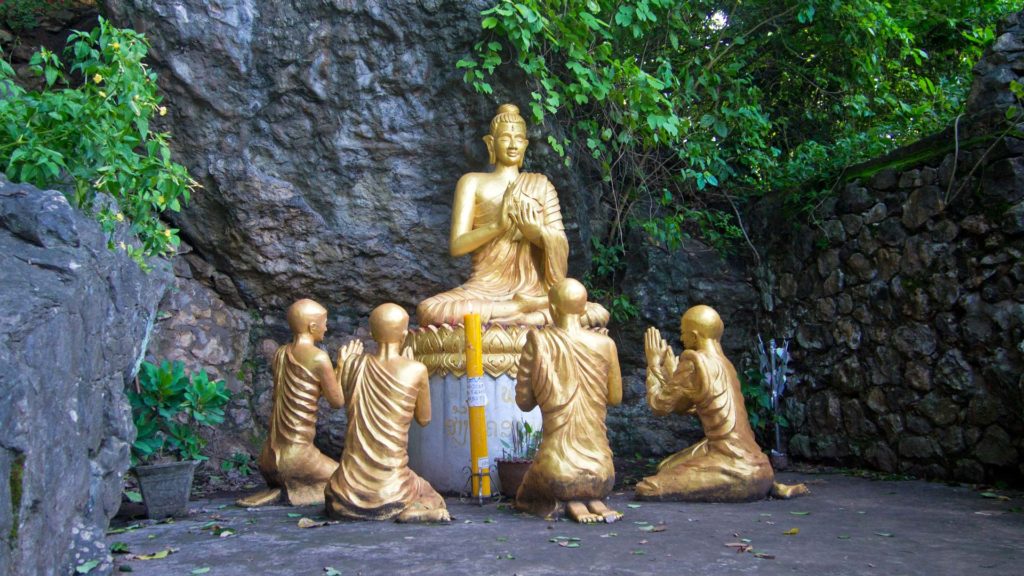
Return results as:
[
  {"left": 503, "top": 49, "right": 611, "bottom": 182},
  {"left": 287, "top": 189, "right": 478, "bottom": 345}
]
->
[{"left": 405, "top": 323, "right": 541, "bottom": 494}]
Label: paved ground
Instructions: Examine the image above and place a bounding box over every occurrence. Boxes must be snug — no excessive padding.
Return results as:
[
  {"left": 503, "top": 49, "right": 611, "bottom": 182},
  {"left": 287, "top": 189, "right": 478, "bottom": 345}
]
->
[{"left": 106, "top": 472, "right": 1023, "bottom": 575}]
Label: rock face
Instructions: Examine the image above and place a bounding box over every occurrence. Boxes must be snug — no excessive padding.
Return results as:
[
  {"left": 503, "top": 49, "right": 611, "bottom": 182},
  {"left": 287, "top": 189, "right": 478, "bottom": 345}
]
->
[
  {"left": 754, "top": 12, "right": 1024, "bottom": 484},
  {"left": 0, "top": 178, "right": 170, "bottom": 576},
  {"left": 101, "top": 0, "right": 598, "bottom": 320}
]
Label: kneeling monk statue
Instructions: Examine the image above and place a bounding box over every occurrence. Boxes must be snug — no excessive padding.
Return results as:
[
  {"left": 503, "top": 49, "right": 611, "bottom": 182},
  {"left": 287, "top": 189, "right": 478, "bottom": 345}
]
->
[
  {"left": 514, "top": 279, "right": 623, "bottom": 523},
  {"left": 416, "top": 103, "right": 608, "bottom": 327},
  {"left": 238, "top": 298, "right": 343, "bottom": 507},
  {"left": 636, "top": 305, "right": 807, "bottom": 502},
  {"left": 325, "top": 303, "right": 450, "bottom": 522}
]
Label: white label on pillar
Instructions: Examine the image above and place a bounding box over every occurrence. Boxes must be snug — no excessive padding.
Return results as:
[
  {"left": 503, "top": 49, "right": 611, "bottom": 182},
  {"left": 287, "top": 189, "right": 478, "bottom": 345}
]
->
[
  {"left": 477, "top": 457, "right": 490, "bottom": 471},
  {"left": 467, "top": 376, "right": 486, "bottom": 407}
]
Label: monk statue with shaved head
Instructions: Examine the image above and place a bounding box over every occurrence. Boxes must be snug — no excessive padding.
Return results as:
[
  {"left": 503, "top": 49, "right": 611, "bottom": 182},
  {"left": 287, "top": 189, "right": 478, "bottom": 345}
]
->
[
  {"left": 514, "top": 279, "right": 623, "bottom": 523},
  {"left": 637, "top": 305, "right": 807, "bottom": 502},
  {"left": 325, "top": 303, "right": 450, "bottom": 523},
  {"left": 238, "top": 298, "right": 344, "bottom": 507}
]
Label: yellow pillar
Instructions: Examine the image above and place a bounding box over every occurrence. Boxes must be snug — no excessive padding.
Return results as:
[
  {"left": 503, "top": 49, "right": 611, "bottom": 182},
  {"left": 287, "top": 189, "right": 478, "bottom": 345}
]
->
[{"left": 464, "top": 313, "right": 491, "bottom": 499}]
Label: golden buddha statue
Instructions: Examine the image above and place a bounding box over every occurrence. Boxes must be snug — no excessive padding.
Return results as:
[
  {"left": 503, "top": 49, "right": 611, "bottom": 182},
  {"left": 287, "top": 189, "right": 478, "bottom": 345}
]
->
[
  {"left": 237, "top": 299, "right": 343, "bottom": 507},
  {"left": 325, "top": 303, "right": 450, "bottom": 523},
  {"left": 636, "top": 305, "right": 807, "bottom": 502},
  {"left": 416, "top": 103, "right": 609, "bottom": 328},
  {"left": 514, "top": 279, "right": 623, "bottom": 523}
]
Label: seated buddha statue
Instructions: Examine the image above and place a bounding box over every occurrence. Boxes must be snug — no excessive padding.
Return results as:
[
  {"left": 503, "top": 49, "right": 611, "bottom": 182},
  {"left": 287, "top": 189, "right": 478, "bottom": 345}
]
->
[{"left": 416, "top": 103, "right": 608, "bottom": 328}]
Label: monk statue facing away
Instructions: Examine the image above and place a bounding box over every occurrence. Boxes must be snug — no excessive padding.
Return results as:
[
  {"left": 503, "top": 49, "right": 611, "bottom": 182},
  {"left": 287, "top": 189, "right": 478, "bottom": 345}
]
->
[
  {"left": 416, "top": 103, "right": 608, "bottom": 328},
  {"left": 237, "top": 299, "right": 343, "bottom": 507},
  {"left": 514, "top": 279, "right": 623, "bottom": 523},
  {"left": 636, "top": 305, "right": 807, "bottom": 502},
  {"left": 325, "top": 304, "right": 450, "bottom": 523}
]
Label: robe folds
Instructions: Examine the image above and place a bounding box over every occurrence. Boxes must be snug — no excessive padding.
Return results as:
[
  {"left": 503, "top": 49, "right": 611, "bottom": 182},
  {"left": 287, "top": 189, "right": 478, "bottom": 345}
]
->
[
  {"left": 256, "top": 346, "right": 337, "bottom": 504},
  {"left": 325, "top": 355, "right": 445, "bottom": 520},
  {"left": 514, "top": 327, "right": 616, "bottom": 515},
  {"left": 417, "top": 173, "right": 608, "bottom": 326}
]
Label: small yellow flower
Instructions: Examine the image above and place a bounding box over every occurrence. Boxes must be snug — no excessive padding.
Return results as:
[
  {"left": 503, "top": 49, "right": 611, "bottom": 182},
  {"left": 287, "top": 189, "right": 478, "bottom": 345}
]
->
[
  {"left": 118, "top": 241, "right": 126, "bottom": 250},
  {"left": 110, "top": 41, "right": 120, "bottom": 51},
  {"left": 115, "top": 212, "right": 125, "bottom": 222},
  {"left": 98, "top": 90, "right": 107, "bottom": 98},
  {"left": 159, "top": 106, "right": 168, "bottom": 116},
  {"left": 92, "top": 73, "right": 103, "bottom": 84},
  {"left": 163, "top": 229, "right": 172, "bottom": 238},
  {"left": 157, "top": 195, "right": 166, "bottom": 205}
]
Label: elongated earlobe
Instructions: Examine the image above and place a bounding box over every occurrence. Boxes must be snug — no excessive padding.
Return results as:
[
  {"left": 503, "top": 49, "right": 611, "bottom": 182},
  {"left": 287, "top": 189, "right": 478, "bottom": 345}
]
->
[{"left": 483, "top": 135, "right": 495, "bottom": 165}]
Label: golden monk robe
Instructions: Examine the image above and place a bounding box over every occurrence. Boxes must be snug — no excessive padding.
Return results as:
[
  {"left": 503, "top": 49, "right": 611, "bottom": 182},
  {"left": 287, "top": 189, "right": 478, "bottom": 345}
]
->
[
  {"left": 238, "top": 299, "right": 343, "bottom": 507},
  {"left": 325, "top": 304, "right": 450, "bottom": 523},
  {"left": 636, "top": 305, "right": 807, "bottom": 502},
  {"left": 514, "top": 279, "right": 623, "bottom": 523},
  {"left": 416, "top": 103, "right": 608, "bottom": 327}
]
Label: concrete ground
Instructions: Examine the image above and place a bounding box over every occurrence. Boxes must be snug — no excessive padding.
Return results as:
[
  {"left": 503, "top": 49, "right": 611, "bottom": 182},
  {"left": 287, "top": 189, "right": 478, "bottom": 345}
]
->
[{"left": 106, "top": 472, "right": 1023, "bottom": 575}]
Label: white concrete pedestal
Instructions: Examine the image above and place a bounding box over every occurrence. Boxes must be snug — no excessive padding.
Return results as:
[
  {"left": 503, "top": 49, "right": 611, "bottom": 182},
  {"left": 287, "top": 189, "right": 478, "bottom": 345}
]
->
[{"left": 408, "top": 373, "right": 540, "bottom": 494}]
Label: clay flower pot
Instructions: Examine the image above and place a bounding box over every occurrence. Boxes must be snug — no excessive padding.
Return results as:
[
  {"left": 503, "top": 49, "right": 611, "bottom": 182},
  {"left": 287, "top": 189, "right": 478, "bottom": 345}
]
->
[
  {"left": 135, "top": 461, "right": 197, "bottom": 519},
  {"left": 496, "top": 459, "right": 532, "bottom": 497}
]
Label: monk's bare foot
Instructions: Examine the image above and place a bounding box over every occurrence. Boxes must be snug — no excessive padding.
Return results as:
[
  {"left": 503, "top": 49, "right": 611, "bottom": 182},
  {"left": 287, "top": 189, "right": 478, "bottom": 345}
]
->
[
  {"left": 635, "top": 477, "right": 663, "bottom": 499},
  {"left": 566, "top": 501, "right": 602, "bottom": 523},
  {"left": 396, "top": 502, "right": 451, "bottom": 523},
  {"left": 770, "top": 482, "right": 809, "bottom": 499},
  {"left": 236, "top": 488, "right": 282, "bottom": 508},
  {"left": 585, "top": 499, "right": 622, "bottom": 523}
]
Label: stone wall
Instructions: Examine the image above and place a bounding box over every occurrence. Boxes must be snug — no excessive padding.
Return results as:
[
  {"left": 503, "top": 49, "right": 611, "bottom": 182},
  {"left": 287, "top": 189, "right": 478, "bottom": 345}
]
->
[
  {"left": 0, "top": 178, "right": 170, "bottom": 576},
  {"left": 755, "top": 14, "right": 1024, "bottom": 484}
]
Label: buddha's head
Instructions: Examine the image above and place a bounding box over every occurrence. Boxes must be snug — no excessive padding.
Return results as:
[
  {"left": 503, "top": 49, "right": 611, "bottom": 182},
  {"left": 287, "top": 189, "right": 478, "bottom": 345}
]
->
[
  {"left": 370, "top": 303, "right": 409, "bottom": 345},
  {"left": 483, "top": 103, "right": 528, "bottom": 167},
  {"left": 287, "top": 298, "right": 328, "bottom": 342},
  {"left": 680, "top": 305, "right": 724, "bottom": 350},
  {"left": 549, "top": 278, "right": 588, "bottom": 321}
]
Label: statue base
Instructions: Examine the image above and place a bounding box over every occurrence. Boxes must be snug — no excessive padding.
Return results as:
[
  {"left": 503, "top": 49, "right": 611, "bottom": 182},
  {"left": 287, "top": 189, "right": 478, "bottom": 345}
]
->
[{"left": 407, "top": 372, "right": 540, "bottom": 494}]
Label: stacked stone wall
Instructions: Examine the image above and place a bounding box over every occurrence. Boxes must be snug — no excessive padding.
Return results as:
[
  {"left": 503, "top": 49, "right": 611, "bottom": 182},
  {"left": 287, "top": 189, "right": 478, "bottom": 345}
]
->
[{"left": 758, "top": 14, "right": 1024, "bottom": 483}]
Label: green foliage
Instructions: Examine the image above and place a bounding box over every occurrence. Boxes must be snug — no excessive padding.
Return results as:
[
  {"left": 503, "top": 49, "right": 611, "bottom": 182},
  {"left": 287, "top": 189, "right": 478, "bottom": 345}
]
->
[
  {"left": 460, "top": 0, "right": 1020, "bottom": 252},
  {"left": 0, "top": 0, "right": 76, "bottom": 32},
  {"left": 0, "top": 17, "right": 197, "bottom": 268},
  {"left": 741, "top": 368, "right": 789, "bottom": 434},
  {"left": 128, "top": 360, "right": 230, "bottom": 465},
  {"left": 500, "top": 419, "right": 542, "bottom": 460},
  {"left": 584, "top": 236, "right": 639, "bottom": 323},
  {"left": 220, "top": 452, "right": 254, "bottom": 476}
]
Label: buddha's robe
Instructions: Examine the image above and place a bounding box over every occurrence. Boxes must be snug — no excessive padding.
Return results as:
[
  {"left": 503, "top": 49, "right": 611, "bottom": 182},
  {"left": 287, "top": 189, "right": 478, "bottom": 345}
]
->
[
  {"left": 256, "top": 345, "right": 338, "bottom": 506},
  {"left": 325, "top": 355, "right": 446, "bottom": 521},
  {"left": 636, "top": 346, "right": 774, "bottom": 502},
  {"left": 417, "top": 173, "right": 609, "bottom": 327},
  {"left": 514, "top": 327, "right": 616, "bottom": 517}
]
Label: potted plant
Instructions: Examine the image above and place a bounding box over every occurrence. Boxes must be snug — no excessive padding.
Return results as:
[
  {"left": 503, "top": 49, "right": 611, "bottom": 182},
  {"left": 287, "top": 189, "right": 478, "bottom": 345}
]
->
[
  {"left": 127, "top": 360, "right": 230, "bottom": 518},
  {"left": 496, "top": 420, "right": 541, "bottom": 497}
]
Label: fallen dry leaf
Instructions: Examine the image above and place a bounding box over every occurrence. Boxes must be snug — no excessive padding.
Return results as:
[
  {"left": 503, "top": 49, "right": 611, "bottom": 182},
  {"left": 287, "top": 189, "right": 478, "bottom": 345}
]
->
[
  {"left": 784, "top": 528, "right": 800, "bottom": 536},
  {"left": 132, "top": 548, "right": 178, "bottom": 561},
  {"left": 754, "top": 552, "right": 775, "bottom": 560},
  {"left": 297, "top": 517, "right": 333, "bottom": 529}
]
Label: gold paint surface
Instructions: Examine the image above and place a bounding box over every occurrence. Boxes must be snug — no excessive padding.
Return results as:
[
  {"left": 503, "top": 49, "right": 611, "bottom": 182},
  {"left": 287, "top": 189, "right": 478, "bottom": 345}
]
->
[
  {"left": 416, "top": 103, "right": 608, "bottom": 328},
  {"left": 325, "top": 304, "right": 450, "bottom": 523},
  {"left": 241, "top": 299, "right": 343, "bottom": 507},
  {"left": 512, "top": 279, "right": 623, "bottom": 523},
  {"left": 636, "top": 305, "right": 805, "bottom": 502}
]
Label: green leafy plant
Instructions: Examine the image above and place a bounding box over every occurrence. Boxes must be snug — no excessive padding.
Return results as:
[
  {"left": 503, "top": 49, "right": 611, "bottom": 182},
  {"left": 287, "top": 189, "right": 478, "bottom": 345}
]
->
[
  {"left": 128, "top": 360, "right": 230, "bottom": 465},
  {"left": 459, "top": 0, "right": 1018, "bottom": 266},
  {"left": 220, "top": 451, "right": 254, "bottom": 476},
  {"left": 500, "top": 419, "right": 542, "bottom": 461},
  {"left": 0, "top": 17, "right": 197, "bottom": 268},
  {"left": 0, "top": 0, "right": 78, "bottom": 32}
]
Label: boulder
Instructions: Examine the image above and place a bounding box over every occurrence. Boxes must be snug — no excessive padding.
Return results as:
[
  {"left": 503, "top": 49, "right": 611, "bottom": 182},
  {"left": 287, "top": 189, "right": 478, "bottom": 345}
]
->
[{"left": 0, "top": 177, "right": 170, "bottom": 576}]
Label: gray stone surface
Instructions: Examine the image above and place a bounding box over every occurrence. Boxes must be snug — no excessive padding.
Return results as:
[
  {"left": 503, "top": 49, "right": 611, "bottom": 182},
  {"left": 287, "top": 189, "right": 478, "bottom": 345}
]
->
[
  {"left": 100, "top": 0, "right": 598, "bottom": 320},
  {"left": 751, "top": 11, "right": 1024, "bottom": 484},
  {"left": 105, "top": 474, "right": 1024, "bottom": 575},
  {"left": 0, "top": 177, "right": 171, "bottom": 576}
]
